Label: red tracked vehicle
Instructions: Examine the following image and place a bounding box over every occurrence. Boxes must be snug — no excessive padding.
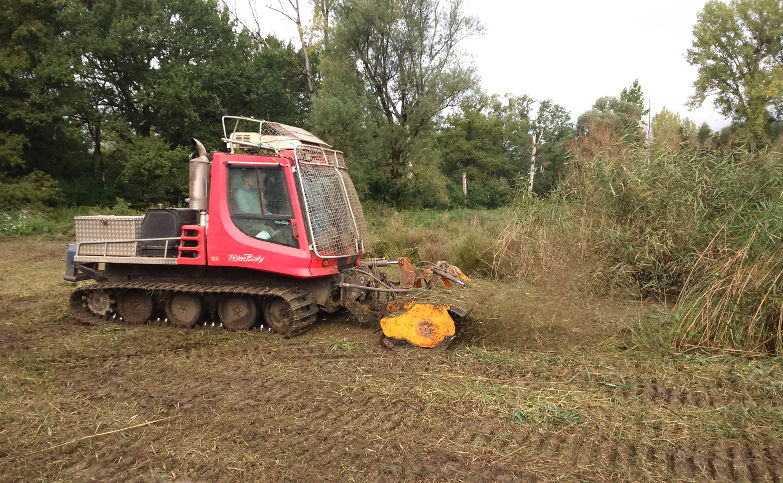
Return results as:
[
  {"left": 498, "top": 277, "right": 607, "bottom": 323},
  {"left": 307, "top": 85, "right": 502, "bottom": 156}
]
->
[{"left": 64, "top": 116, "right": 469, "bottom": 348}]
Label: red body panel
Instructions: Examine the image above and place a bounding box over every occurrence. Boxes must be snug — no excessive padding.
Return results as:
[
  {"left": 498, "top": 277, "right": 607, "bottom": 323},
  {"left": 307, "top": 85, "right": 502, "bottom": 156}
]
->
[{"left": 203, "top": 152, "right": 338, "bottom": 278}]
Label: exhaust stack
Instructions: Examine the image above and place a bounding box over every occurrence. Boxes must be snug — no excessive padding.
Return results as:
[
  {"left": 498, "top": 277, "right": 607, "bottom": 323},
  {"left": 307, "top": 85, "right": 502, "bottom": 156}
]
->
[{"left": 188, "top": 138, "right": 210, "bottom": 225}]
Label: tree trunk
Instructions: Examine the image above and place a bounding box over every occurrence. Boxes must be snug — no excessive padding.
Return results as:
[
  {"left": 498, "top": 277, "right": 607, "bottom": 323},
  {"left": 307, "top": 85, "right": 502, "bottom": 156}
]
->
[
  {"left": 303, "top": 48, "right": 315, "bottom": 95},
  {"left": 91, "top": 121, "right": 105, "bottom": 186},
  {"left": 298, "top": 26, "right": 316, "bottom": 95},
  {"left": 290, "top": 0, "right": 316, "bottom": 95},
  {"left": 263, "top": 0, "right": 316, "bottom": 95},
  {"left": 527, "top": 132, "right": 541, "bottom": 196}
]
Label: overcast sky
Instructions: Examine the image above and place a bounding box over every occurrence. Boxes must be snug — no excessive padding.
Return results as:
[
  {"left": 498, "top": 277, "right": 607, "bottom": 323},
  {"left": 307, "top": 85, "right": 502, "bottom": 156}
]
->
[
  {"left": 459, "top": 0, "right": 727, "bottom": 128},
  {"left": 241, "top": 0, "right": 728, "bottom": 129}
]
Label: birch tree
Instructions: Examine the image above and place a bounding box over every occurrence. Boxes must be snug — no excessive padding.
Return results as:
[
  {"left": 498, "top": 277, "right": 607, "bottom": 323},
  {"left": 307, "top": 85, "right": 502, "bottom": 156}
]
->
[{"left": 525, "top": 100, "right": 571, "bottom": 196}]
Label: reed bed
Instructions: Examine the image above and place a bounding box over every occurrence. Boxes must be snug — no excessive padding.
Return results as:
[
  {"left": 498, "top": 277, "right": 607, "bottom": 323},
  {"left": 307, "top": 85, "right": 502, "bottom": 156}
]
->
[{"left": 674, "top": 229, "right": 783, "bottom": 354}]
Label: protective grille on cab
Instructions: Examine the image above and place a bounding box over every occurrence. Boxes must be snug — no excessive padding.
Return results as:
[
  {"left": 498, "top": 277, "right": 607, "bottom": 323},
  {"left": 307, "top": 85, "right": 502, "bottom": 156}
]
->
[
  {"left": 260, "top": 122, "right": 287, "bottom": 137},
  {"left": 298, "top": 163, "right": 359, "bottom": 257},
  {"left": 296, "top": 145, "right": 327, "bottom": 165},
  {"left": 338, "top": 169, "right": 369, "bottom": 249},
  {"left": 335, "top": 152, "right": 347, "bottom": 168}
]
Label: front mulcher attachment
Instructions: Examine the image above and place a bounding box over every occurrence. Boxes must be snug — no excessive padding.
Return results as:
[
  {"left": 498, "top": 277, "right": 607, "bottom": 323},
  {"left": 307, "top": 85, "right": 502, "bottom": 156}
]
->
[
  {"left": 341, "top": 257, "right": 477, "bottom": 349},
  {"left": 380, "top": 301, "right": 456, "bottom": 348}
]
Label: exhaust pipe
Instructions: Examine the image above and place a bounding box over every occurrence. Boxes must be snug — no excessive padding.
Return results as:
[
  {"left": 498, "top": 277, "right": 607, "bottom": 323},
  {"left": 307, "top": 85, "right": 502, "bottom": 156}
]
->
[{"left": 188, "top": 138, "right": 210, "bottom": 225}]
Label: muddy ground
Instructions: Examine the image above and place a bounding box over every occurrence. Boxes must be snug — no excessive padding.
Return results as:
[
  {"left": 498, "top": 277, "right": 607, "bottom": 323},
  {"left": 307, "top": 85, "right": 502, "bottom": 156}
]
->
[{"left": 1, "top": 236, "right": 782, "bottom": 481}]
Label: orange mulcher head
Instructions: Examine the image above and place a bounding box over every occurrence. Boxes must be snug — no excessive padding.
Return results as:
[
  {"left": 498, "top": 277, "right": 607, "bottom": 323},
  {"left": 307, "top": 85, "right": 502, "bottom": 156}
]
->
[
  {"left": 396, "top": 257, "right": 471, "bottom": 289},
  {"left": 380, "top": 303, "right": 456, "bottom": 349}
]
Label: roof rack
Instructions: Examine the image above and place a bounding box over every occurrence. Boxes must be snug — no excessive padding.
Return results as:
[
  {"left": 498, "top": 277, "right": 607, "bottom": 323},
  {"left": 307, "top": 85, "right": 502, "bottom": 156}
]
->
[{"left": 221, "top": 115, "right": 331, "bottom": 153}]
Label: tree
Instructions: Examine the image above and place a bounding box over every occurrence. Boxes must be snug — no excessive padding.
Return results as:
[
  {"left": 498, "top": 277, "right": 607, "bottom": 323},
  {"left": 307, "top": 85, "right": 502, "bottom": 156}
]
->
[
  {"left": 225, "top": 0, "right": 336, "bottom": 98},
  {"left": 437, "top": 96, "right": 521, "bottom": 207},
  {"left": 651, "top": 108, "right": 699, "bottom": 152},
  {"left": 687, "top": 0, "right": 783, "bottom": 145},
  {"left": 23, "top": 0, "right": 314, "bottom": 205},
  {"left": 620, "top": 79, "right": 646, "bottom": 114},
  {"left": 0, "top": 0, "right": 67, "bottom": 174},
  {"left": 0, "top": 0, "right": 87, "bottom": 209},
  {"left": 571, "top": 80, "right": 648, "bottom": 158},
  {"left": 697, "top": 122, "right": 715, "bottom": 145},
  {"left": 310, "top": 0, "right": 481, "bottom": 206},
  {"left": 0, "top": 0, "right": 317, "bottom": 207},
  {"left": 524, "top": 99, "right": 572, "bottom": 196},
  {"left": 577, "top": 81, "right": 647, "bottom": 148},
  {"left": 436, "top": 94, "right": 572, "bottom": 205}
]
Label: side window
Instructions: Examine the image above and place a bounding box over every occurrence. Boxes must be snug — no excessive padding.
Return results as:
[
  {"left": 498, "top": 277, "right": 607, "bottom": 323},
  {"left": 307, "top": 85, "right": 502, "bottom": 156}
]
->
[{"left": 228, "top": 167, "right": 296, "bottom": 247}]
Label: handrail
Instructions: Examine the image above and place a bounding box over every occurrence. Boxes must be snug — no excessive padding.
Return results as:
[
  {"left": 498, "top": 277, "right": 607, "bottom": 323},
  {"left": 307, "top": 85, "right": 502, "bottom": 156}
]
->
[{"left": 75, "top": 237, "right": 181, "bottom": 258}]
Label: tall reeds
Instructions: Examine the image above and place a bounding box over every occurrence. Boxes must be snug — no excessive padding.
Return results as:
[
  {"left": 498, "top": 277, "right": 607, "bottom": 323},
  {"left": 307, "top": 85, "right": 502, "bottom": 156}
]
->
[
  {"left": 563, "top": 147, "right": 783, "bottom": 299},
  {"left": 367, "top": 147, "right": 783, "bottom": 354},
  {"left": 674, "top": 228, "right": 783, "bottom": 354}
]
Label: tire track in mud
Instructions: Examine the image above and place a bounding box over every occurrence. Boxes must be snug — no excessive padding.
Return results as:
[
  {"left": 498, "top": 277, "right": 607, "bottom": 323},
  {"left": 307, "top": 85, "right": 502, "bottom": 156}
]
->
[
  {"left": 460, "top": 363, "right": 779, "bottom": 410},
  {"left": 250, "top": 374, "right": 782, "bottom": 480},
  {"left": 489, "top": 427, "right": 783, "bottom": 481},
  {"left": 269, "top": 365, "right": 783, "bottom": 481},
  {"left": 592, "top": 378, "right": 782, "bottom": 410},
  {"left": 112, "top": 360, "right": 527, "bottom": 480},
  {"left": 36, "top": 341, "right": 783, "bottom": 481},
  {"left": 217, "top": 357, "right": 783, "bottom": 480}
]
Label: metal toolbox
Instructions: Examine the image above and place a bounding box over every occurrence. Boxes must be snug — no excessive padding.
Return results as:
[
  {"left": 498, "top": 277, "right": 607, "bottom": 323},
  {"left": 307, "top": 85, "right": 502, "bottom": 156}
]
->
[{"left": 74, "top": 215, "right": 143, "bottom": 256}]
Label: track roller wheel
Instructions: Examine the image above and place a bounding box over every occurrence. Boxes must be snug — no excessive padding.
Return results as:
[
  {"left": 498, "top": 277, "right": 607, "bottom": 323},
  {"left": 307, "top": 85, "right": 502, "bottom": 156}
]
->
[
  {"left": 263, "top": 297, "right": 296, "bottom": 335},
  {"left": 217, "top": 295, "right": 257, "bottom": 330},
  {"left": 165, "top": 293, "right": 202, "bottom": 327},
  {"left": 86, "top": 290, "right": 113, "bottom": 316},
  {"left": 117, "top": 289, "right": 153, "bottom": 325}
]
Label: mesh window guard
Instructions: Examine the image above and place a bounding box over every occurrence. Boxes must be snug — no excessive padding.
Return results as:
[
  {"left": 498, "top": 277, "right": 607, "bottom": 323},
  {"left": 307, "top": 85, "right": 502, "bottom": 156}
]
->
[{"left": 294, "top": 143, "right": 370, "bottom": 257}]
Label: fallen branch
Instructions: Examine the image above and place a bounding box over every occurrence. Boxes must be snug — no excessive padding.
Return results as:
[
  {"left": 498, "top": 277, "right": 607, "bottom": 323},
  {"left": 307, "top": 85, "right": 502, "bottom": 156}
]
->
[{"left": 23, "top": 416, "right": 176, "bottom": 456}]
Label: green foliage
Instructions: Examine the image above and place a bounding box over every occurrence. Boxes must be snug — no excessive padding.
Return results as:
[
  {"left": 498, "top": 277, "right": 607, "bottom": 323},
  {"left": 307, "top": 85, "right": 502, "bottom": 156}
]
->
[
  {"left": 110, "top": 134, "right": 190, "bottom": 205},
  {"left": 526, "top": 99, "right": 574, "bottom": 194},
  {"left": 0, "top": 209, "right": 58, "bottom": 237},
  {"left": 651, "top": 107, "right": 699, "bottom": 152},
  {"left": 620, "top": 79, "right": 646, "bottom": 113},
  {"left": 0, "top": 205, "right": 127, "bottom": 237},
  {"left": 565, "top": 147, "right": 783, "bottom": 299},
  {"left": 437, "top": 96, "right": 520, "bottom": 207},
  {"left": 577, "top": 81, "right": 647, "bottom": 144},
  {"left": 437, "top": 94, "right": 573, "bottom": 205},
  {"left": 366, "top": 200, "right": 585, "bottom": 279},
  {"left": 0, "top": 0, "right": 76, "bottom": 179},
  {"left": 687, "top": 0, "right": 783, "bottom": 146},
  {"left": 0, "top": 132, "right": 27, "bottom": 171},
  {"left": 0, "top": 170, "right": 63, "bottom": 210},
  {"left": 0, "top": 0, "right": 314, "bottom": 207},
  {"left": 310, "top": 0, "right": 481, "bottom": 207}
]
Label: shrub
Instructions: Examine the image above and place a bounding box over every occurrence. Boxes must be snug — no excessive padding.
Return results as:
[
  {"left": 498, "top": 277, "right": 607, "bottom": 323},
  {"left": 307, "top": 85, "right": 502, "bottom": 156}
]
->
[
  {"left": 0, "top": 170, "right": 64, "bottom": 210},
  {"left": 365, "top": 201, "right": 588, "bottom": 282},
  {"left": 563, "top": 147, "right": 783, "bottom": 299}
]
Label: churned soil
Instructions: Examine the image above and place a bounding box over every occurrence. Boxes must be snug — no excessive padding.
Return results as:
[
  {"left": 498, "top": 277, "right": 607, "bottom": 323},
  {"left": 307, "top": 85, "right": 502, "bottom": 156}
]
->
[{"left": 1, "top": 237, "right": 782, "bottom": 481}]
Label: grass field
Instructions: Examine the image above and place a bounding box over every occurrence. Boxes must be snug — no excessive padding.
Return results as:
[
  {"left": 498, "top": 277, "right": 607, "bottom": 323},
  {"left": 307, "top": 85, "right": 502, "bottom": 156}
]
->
[{"left": 1, "top": 235, "right": 782, "bottom": 481}]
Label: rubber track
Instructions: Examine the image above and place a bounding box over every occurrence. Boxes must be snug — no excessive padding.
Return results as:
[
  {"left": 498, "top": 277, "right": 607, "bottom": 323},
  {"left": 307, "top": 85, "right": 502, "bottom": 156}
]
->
[{"left": 69, "top": 280, "right": 318, "bottom": 335}]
